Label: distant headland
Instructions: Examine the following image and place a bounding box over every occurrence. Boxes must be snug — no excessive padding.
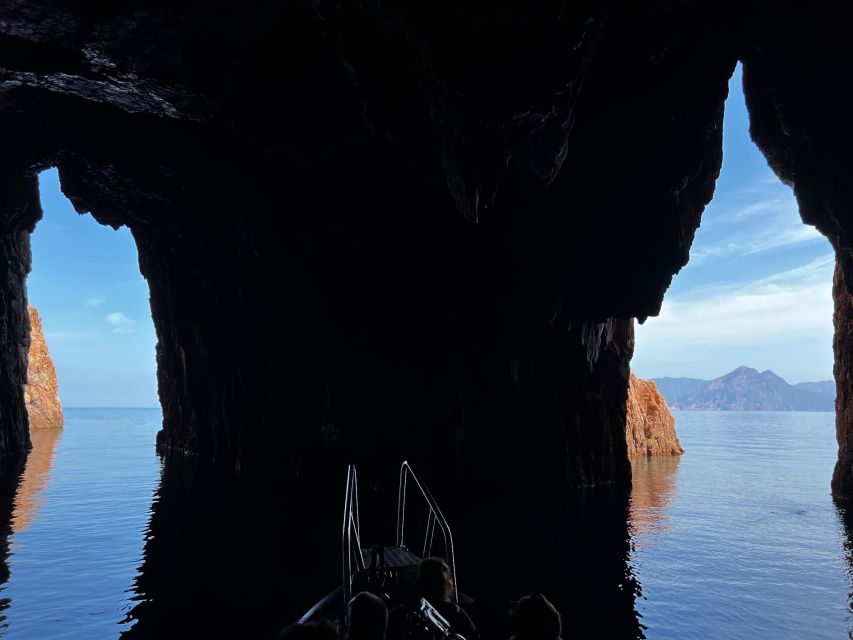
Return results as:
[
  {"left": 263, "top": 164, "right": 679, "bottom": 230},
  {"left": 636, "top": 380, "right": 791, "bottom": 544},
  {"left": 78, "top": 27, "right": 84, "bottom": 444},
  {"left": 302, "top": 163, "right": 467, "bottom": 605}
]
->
[{"left": 653, "top": 366, "right": 834, "bottom": 411}]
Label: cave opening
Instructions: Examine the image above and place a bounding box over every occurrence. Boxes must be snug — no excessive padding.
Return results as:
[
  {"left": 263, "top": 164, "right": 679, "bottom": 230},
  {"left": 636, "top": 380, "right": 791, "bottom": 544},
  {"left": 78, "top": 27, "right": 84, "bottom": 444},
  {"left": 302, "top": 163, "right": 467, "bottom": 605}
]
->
[
  {"left": 28, "top": 168, "right": 159, "bottom": 410},
  {"left": 0, "top": 167, "right": 163, "bottom": 638},
  {"left": 628, "top": 63, "right": 842, "bottom": 638},
  {"left": 634, "top": 63, "right": 834, "bottom": 395},
  {"left": 0, "top": 4, "right": 851, "bottom": 637}
]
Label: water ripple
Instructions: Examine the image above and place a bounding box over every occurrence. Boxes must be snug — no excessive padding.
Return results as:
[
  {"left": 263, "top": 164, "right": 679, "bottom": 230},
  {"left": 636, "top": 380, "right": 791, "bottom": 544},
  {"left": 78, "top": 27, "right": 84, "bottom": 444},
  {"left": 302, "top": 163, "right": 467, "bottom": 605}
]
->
[
  {"left": 630, "top": 411, "right": 852, "bottom": 640},
  {"left": 0, "top": 409, "right": 161, "bottom": 640}
]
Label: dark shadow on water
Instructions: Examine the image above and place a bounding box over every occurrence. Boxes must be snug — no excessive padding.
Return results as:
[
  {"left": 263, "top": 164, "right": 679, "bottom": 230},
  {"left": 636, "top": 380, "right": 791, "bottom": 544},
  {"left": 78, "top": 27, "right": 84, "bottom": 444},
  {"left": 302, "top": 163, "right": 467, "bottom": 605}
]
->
[
  {"left": 454, "top": 487, "right": 643, "bottom": 639},
  {"left": 0, "top": 453, "right": 26, "bottom": 632},
  {"left": 121, "top": 453, "right": 343, "bottom": 639},
  {"left": 832, "top": 498, "right": 853, "bottom": 638},
  {"left": 122, "top": 453, "right": 643, "bottom": 639}
]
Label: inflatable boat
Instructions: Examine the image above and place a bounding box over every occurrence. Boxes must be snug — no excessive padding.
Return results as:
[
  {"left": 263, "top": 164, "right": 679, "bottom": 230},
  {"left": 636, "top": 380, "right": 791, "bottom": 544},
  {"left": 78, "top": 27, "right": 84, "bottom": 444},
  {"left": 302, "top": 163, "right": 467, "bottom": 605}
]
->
[{"left": 299, "top": 461, "right": 467, "bottom": 638}]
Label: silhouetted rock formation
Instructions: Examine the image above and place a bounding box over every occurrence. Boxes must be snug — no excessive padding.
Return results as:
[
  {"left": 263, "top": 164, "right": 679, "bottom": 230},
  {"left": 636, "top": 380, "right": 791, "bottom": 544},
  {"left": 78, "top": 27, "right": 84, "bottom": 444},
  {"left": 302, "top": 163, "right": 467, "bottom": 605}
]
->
[
  {"left": 0, "top": 4, "right": 848, "bottom": 500},
  {"left": 626, "top": 374, "right": 683, "bottom": 457},
  {"left": 24, "top": 306, "right": 62, "bottom": 430},
  {"left": 833, "top": 263, "right": 853, "bottom": 499}
]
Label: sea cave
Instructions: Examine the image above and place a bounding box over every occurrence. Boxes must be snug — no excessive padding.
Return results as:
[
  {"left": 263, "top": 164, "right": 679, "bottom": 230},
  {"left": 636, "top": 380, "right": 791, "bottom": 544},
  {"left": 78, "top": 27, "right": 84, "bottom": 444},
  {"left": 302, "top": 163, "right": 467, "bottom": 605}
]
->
[{"left": 0, "top": 2, "right": 852, "bottom": 637}]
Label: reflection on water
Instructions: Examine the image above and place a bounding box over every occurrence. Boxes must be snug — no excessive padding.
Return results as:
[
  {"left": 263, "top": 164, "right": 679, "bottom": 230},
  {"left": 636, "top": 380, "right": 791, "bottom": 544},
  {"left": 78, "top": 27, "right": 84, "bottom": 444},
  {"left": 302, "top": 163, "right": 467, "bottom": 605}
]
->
[
  {"left": 13, "top": 410, "right": 853, "bottom": 639},
  {"left": 0, "top": 455, "right": 24, "bottom": 632},
  {"left": 122, "top": 452, "right": 344, "bottom": 639},
  {"left": 0, "top": 416, "right": 647, "bottom": 639},
  {"left": 121, "top": 453, "right": 643, "bottom": 639},
  {"left": 833, "top": 500, "right": 853, "bottom": 627},
  {"left": 0, "top": 428, "right": 59, "bottom": 632},
  {"left": 0, "top": 409, "right": 161, "bottom": 639},
  {"left": 630, "top": 412, "right": 853, "bottom": 639},
  {"left": 12, "top": 428, "right": 61, "bottom": 533},
  {"left": 453, "top": 487, "right": 643, "bottom": 639},
  {"left": 629, "top": 455, "right": 680, "bottom": 541}
]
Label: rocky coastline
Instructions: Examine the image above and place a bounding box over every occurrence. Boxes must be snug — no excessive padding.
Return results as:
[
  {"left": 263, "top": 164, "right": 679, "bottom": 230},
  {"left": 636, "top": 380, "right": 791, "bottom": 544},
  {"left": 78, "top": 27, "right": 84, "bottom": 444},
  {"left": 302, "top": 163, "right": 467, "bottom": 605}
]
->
[
  {"left": 24, "top": 306, "right": 63, "bottom": 430},
  {"left": 626, "top": 374, "right": 683, "bottom": 457}
]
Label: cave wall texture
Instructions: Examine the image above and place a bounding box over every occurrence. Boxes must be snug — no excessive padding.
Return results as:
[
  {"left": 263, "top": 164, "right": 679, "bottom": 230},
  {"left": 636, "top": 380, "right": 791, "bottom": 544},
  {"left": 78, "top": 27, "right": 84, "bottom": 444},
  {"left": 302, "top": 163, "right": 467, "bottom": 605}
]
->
[{"left": 0, "top": 1, "right": 850, "bottom": 502}]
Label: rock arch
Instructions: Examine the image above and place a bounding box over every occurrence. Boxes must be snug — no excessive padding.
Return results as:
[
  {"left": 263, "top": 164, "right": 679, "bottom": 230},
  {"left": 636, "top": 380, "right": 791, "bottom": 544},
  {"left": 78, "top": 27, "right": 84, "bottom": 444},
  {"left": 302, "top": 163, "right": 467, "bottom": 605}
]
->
[{"left": 0, "top": 2, "right": 849, "bottom": 502}]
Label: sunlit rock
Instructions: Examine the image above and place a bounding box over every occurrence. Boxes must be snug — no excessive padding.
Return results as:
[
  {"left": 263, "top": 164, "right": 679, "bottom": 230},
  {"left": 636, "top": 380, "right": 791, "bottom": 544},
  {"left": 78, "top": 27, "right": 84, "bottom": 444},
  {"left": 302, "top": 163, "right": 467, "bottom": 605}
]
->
[
  {"left": 626, "top": 373, "right": 683, "bottom": 457},
  {"left": 24, "top": 306, "right": 63, "bottom": 430}
]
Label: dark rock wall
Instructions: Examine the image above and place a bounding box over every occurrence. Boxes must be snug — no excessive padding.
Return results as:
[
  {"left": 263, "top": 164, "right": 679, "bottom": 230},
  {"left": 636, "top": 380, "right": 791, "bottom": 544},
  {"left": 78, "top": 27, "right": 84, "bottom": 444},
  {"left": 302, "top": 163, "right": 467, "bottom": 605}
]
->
[
  {"left": 0, "top": 2, "right": 849, "bottom": 499},
  {"left": 0, "top": 155, "right": 37, "bottom": 455},
  {"left": 0, "top": 227, "right": 31, "bottom": 455},
  {"left": 833, "top": 261, "right": 853, "bottom": 498},
  {"left": 740, "top": 8, "right": 853, "bottom": 497}
]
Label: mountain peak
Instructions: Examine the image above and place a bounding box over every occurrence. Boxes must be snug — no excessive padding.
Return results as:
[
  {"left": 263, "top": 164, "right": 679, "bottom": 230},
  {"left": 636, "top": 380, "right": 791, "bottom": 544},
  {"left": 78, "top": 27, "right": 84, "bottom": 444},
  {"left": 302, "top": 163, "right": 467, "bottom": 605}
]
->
[
  {"left": 653, "top": 366, "right": 835, "bottom": 411},
  {"left": 723, "top": 365, "right": 760, "bottom": 379},
  {"left": 723, "top": 366, "right": 785, "bottom": 383},
  {"left": 731, "top": 365, "right": 759, "bottom": 375}
]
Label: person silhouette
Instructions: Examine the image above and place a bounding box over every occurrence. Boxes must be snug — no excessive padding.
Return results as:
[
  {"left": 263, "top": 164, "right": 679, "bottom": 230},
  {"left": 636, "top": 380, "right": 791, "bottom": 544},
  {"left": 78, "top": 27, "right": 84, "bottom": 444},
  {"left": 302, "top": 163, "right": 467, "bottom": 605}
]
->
[
  {"left": 416, "top": 557, "right": 478, "bottom": 640},
  {"left": 509, "top": 593, "right": 562, "bottom": 640},
  {"left": 346, "top": 591, "right": 389, "bottom": 640}
]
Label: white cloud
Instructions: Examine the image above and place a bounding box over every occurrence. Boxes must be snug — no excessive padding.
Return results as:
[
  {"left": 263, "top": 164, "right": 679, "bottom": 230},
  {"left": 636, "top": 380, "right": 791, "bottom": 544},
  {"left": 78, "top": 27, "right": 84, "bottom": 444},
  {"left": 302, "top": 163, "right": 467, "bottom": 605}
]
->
[
  {"left": 86, "top": 297, "right": 104, "bottom": 308},
  {"left": 741, "top": 224, "right": 824, "bottom": 255},
  {"left": 678, "top": 254, "right": 835, "bottom": 302},
  {"left": 752, "top": 253, "right": 834, "bottom": 285},
  {"left": 637, "top": 254, "right": 834, "bottom": 358},
  {"left": 689, "top": 196, "right": 826, "bottom": 265},
  {"left": 106, "top": 311, "right": 135, "bottom": 334},
  {"left": 686, "top": 176, "right": 829, "bottom": 267},
  {"left": 717, "top": 194, "right": 789, "bottom": 223}
]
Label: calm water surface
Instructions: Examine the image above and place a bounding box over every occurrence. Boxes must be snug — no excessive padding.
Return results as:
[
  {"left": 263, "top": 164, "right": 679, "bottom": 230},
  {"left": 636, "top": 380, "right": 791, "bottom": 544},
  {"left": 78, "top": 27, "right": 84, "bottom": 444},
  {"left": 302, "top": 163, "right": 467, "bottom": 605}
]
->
[
  {"left": 0, "top": 409, "right": 850, "bottom": 638},
  {"left": 0, "top": 409, "right": 161, "bottom": 639},
  {"left": 630, "top": 411, "right": 852, "bottom": 639}
]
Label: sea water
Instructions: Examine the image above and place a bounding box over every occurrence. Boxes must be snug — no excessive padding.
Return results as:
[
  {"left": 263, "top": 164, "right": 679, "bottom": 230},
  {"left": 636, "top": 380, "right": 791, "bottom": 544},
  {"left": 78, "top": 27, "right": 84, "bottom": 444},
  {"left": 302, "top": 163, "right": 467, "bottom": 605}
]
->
[
  {"left": 0, "top": 409, "right": 849, "bottom": 638},
  {"left": 0, "top": 409, "right": 161, "bottom": 639},
  {"left": 631, "top": 411, "right": 851, "bottom": 639}
]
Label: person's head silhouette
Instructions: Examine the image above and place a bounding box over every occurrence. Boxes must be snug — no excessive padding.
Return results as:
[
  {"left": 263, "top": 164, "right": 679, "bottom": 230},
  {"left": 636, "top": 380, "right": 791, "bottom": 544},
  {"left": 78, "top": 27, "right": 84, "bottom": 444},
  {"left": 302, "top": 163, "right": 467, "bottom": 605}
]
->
[
  {"left": 511, "top": 593, "right": 562, "bottom": 640},
  {"left": 345, "top": 591, "right": 388, "bottom": 640}
]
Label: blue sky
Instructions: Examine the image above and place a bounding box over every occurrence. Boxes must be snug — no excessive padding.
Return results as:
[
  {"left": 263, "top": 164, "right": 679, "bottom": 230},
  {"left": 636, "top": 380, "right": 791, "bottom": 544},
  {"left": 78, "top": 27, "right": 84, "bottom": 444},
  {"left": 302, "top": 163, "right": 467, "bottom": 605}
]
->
[
  {"left": 28, "top": 169, "right": 158, "bottom": 407},
  {"left": 632, "top": 64, "right": 834, "bottom": 384}
]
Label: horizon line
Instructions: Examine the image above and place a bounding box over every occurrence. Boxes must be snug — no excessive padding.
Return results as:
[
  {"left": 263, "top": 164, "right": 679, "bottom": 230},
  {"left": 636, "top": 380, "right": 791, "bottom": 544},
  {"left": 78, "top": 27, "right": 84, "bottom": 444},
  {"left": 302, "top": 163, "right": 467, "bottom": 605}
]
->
[{"left": 62, "top": 405, "right": 161, "bottom": 410}]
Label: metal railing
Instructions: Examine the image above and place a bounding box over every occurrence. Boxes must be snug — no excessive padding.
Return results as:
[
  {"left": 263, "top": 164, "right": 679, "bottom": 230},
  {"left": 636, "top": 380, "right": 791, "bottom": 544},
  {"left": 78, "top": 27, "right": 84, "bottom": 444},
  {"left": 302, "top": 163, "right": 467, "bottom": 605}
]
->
[
  {"left": 396, "top": 461, "right": 458, "bottom": 603},
  {"left": 342, "top": 464, "right": 365, "bottom": 603}
]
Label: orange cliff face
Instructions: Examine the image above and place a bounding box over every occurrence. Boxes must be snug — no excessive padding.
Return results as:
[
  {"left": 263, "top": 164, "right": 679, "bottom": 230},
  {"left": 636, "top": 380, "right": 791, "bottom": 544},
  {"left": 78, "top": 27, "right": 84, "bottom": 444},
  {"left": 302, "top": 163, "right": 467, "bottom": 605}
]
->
[
  {"left": 626, "top": 373, "right": 683, "bottom": 457},
  {"left": 24, "top": 306, "right": 63, "bottom": 430}
]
